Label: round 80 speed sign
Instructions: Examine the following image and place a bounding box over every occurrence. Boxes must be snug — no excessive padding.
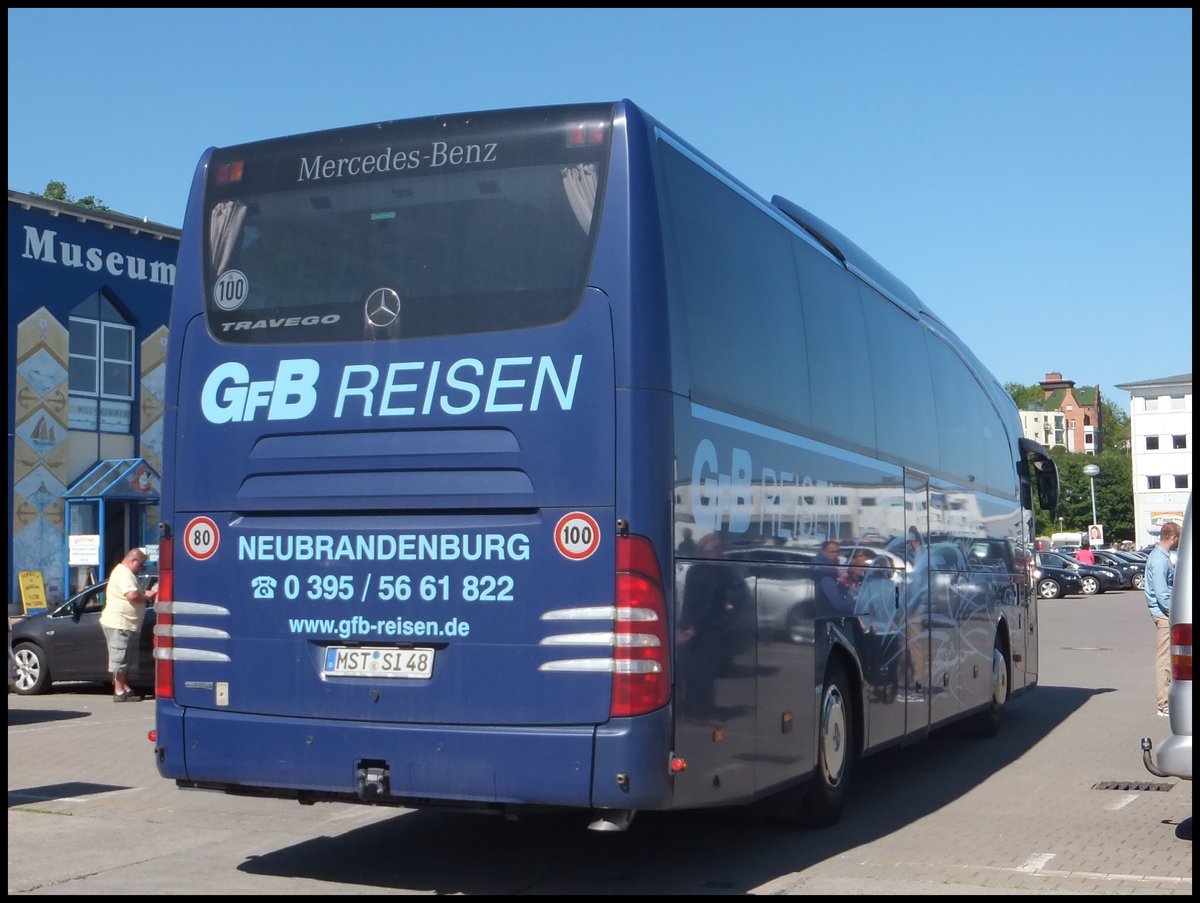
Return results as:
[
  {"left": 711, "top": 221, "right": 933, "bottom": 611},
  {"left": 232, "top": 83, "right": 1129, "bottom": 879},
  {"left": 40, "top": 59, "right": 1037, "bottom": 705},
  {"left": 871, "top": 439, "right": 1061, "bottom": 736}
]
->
[
  {"left": 555, "top": 512, "right": 601, "bottom": 561},
  {"left": 184, "top": 516, "right": 220, "bottom": 560}
]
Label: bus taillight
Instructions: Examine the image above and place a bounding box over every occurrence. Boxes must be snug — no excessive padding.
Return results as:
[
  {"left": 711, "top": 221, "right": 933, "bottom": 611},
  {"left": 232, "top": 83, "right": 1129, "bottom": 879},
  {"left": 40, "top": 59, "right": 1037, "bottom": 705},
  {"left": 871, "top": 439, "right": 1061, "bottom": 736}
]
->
[
  {"left": 1171, "top": 623, "right": 1192, "bottom": 681},
  {"left": 566, "top": 123, "right": 607, "bottom": 147},
  {"left": 213, "top": 160, "right": 244, "bottom": 184},
  {"left": 611, "top": 535, "right": 670, "bottom": 718},
  {"left": 154, "top": 533, "right": 175, "bottom": 700}
]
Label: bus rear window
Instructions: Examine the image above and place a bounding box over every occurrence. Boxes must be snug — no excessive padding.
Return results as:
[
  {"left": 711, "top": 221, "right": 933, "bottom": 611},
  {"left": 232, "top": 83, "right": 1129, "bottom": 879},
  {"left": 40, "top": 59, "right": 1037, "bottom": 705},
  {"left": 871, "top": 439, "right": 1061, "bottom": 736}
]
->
[{"left": 203, "top": 105, "right": 612, "bottom": 344}]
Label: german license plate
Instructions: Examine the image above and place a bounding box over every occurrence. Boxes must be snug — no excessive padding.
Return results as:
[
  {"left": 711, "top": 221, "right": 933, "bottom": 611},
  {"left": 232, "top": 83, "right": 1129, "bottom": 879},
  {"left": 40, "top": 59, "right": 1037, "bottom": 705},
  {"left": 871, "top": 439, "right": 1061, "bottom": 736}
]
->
[{"left": 322, "top": 646, "right": 435, "bottom": 679}]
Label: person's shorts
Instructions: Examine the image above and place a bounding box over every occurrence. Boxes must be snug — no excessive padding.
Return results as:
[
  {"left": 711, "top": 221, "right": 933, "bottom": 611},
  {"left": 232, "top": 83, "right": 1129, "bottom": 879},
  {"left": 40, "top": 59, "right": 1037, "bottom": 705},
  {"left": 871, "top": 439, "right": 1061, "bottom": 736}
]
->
[{"left": 102, "top": 626, "right": 139, "bottom": 674}]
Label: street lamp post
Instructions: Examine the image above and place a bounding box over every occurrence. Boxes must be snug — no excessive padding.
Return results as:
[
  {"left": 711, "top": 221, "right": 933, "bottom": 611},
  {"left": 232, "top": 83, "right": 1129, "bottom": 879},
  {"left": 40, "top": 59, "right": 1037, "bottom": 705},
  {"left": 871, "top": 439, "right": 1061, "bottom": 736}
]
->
[{"left": 1082, "top": 463, "right": 1100, "bottom": 530}]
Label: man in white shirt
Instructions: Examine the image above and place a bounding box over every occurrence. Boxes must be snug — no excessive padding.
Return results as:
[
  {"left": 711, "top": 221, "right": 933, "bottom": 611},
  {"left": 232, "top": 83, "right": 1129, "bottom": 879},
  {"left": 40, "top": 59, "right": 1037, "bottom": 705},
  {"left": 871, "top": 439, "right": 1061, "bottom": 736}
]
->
[{"left": 99, "top": 548, "right": 157, "bottom": 702}]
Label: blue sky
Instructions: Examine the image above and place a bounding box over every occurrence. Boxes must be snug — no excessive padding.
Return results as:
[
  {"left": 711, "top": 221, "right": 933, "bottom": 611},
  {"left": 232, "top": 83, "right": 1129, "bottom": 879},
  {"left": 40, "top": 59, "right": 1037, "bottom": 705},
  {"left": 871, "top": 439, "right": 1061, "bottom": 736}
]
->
[{"left": 8, "top": 9, "right": 1191, "bottom": 412}]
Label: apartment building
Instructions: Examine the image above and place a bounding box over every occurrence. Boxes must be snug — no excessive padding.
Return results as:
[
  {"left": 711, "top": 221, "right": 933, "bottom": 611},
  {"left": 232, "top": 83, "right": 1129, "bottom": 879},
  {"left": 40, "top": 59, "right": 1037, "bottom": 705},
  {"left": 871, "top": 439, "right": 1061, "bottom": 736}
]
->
[{"left": 1114, "top": 372, "right": 1192, "bottom": 544}]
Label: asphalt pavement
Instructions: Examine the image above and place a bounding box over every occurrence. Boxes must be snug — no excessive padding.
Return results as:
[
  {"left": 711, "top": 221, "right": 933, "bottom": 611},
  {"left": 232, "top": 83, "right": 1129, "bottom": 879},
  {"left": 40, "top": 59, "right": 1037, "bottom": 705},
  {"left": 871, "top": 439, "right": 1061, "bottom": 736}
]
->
[{"left": 7, "top": 587, "right": 1192, "bottom": 895}]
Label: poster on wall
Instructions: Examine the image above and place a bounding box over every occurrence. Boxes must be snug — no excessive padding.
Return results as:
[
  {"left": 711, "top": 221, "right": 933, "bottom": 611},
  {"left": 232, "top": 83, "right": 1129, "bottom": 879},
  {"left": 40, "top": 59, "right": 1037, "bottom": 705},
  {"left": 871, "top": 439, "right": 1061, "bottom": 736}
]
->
[
  {"left": 19, "top": 571, "right": 47, "bottom": 614},
  {"left": 68, "top": 534, "right": 101, "bottom": 566}
]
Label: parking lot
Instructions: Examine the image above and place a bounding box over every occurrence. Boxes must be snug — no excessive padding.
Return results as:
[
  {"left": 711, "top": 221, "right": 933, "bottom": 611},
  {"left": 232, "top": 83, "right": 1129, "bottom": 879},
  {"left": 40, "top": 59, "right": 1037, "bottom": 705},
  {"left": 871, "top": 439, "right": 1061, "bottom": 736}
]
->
[{"left": 8, "top": 587, "right": 1191, "bottom": 895}]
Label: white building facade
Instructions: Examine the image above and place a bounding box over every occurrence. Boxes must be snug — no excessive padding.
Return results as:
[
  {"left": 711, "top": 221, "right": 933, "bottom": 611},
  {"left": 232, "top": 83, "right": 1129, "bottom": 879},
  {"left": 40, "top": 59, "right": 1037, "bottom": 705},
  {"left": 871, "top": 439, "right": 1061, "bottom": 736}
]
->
[{"left": 1115, "top": 372, "right": 1192, "bottom": 544}]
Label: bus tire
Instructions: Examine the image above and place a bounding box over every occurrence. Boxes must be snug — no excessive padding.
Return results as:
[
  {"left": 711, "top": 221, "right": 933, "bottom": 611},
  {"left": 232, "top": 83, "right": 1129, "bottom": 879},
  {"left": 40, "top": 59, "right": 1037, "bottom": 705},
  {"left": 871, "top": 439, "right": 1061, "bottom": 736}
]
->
[
  {"left": 970, "top": 634, "right": 1009, "bottom": 739},
  {"left": 803, "top": 661, "right": 855, "bottom": 827}
]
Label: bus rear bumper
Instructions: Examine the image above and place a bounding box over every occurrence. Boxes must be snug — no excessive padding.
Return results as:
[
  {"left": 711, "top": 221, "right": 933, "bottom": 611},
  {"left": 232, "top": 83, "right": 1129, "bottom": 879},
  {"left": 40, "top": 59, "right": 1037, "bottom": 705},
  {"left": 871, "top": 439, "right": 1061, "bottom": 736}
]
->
[{"left": 155, "top": 702, "right": 675, "bottom": 810}]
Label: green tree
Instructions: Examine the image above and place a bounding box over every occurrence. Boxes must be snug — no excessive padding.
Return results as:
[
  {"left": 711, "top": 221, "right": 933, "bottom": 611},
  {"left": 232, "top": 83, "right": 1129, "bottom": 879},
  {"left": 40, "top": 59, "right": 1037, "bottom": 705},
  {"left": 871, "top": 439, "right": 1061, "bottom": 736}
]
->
[
  {"left": 1007, "top": 383, "right": 1135, "bottom": 542},
  {"left": 1099, "top": 397, "right": 1130, "bottom": 453},
  {"left": 36, "top": 180, "right": 109, "bottom": 212},
  {"left": 1004, "top": 382, "right": 1044, "bottom": 409}
]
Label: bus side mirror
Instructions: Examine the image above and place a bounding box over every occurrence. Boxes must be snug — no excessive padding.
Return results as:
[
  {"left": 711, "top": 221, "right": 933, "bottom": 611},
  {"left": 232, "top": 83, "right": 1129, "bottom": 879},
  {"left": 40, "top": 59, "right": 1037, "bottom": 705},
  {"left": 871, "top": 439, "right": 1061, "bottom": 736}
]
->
[{"left": 1019, "top": 438, "right": 1059, "bottom": 511}]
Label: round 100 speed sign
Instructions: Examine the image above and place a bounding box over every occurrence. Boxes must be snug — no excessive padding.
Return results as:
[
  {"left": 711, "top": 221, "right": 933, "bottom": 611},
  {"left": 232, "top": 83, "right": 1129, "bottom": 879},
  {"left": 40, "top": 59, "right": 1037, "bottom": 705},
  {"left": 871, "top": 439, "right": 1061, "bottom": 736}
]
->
[{"left": 554, "top": 512, "right": 601, "bottom": 561}]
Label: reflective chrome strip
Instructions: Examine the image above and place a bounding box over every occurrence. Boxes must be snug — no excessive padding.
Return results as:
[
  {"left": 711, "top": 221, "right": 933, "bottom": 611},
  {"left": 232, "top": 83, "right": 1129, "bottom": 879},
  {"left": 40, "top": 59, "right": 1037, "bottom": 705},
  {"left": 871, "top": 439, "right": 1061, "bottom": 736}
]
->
[
  {"left": 539, "top": 658, "right": 615, "bottom": 672},
  {"left": 156, "top": 601, "right": 231, "bottom": 616},
  {"left": 541, "top": 606, "right": 616, "bottom": 620},
  {"left": 541, "top": 632, "right": 615, "bottom": 646},
  {"left": 614, "top": 659, "right": 662, "bottom": 673},
  {"left": 616, "top": 634, "right": 661, "bottom": 647},
  {"left": 539, "top": 657, "right": 663, "bottom": 673},
  {"left": 540, "top": 632, "right": 661, "bottom": 647},
  {"left": 155, "top": 624, "right": 230, "bottom": 639},
  {"left": 154, "top": 647, "right": 231, "bottom": 663},
  {"left": 615, "top": 608, "right": 659, "bottom": 622}
]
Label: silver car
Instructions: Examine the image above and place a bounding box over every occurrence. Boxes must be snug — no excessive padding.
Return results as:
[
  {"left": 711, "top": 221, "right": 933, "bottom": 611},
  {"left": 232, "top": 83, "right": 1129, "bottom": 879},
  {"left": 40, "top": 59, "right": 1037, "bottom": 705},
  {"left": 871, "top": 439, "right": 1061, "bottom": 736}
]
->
[{"left": 1143, "top": 496, "right": 1191, "bottom": 781}]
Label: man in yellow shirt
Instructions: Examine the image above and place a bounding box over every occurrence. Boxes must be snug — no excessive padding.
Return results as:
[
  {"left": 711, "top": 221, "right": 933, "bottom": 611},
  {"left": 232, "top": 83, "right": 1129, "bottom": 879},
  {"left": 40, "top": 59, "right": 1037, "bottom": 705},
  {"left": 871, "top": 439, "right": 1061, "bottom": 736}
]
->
[{"left": 99, "top": 548, "right": 157, "bottom": 702}]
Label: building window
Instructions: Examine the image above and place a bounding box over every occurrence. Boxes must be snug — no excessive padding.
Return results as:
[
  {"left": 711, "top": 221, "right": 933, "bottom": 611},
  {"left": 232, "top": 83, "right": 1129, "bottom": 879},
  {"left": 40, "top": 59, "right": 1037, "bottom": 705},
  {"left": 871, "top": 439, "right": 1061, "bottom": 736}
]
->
[
  {"left": 68, "top": 291, "right": 135, "bottom": 433},
  {"left": 1147, "top": 476, "right": 1161, "bottom": 490},
  {"left": 1173, "top": 435, "right": 1188, "bottom": 449},
  {"left": 1145, "top": 397, "right": 1159, "bottom": 412},
  {"left": 1176, "top": 475, "right": 1190, "bottom": 490},
  {"left": 1170, "top": 395, "right": 1185, "bottom": 410},
  {"left": 1146, "top": 436, "right": 1160, "bottom": 451}
]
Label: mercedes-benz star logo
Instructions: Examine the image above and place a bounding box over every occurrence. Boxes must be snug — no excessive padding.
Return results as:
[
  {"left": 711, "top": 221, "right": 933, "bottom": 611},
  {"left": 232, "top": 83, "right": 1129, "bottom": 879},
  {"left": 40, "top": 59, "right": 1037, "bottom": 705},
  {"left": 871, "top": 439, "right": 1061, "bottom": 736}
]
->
[{"left": 364, "top": 287, "right": 401, "bottom": 328}]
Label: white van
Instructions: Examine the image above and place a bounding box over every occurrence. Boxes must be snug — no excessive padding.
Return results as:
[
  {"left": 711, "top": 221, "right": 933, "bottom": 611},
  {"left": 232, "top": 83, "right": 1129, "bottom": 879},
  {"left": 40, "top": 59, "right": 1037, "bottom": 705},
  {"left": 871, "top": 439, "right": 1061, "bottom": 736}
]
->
[
  {"left": 1142, "top": 496, "right": 1192, "bottom": 781},
  {"left": 1050, "top": 531, "right": 1085, "bottom": 551}
]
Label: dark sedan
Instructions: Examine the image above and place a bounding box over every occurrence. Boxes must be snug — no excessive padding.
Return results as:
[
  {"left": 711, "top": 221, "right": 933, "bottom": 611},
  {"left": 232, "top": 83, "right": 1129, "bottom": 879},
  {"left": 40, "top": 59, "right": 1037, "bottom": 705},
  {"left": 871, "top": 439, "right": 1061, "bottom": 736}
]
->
[
  {"left": 1036, "top": 550, "right": 1123, "bottom": 595},
  {"left": 10, "top": 580, "right": 156, "bottom": 695},
  {"left": 1033, "top": 558, "right": 1085, "bottom": 599},
  {"left": 1091, "top": 549, "right": 1146, "bottom": 590}
]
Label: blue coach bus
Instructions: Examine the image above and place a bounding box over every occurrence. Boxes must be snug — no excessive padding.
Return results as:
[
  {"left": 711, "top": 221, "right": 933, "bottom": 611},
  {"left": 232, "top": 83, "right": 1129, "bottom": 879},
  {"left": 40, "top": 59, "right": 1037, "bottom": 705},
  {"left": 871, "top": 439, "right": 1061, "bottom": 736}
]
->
[{"left": 152, "top": 100, "right": 1059, "bottom": 831}]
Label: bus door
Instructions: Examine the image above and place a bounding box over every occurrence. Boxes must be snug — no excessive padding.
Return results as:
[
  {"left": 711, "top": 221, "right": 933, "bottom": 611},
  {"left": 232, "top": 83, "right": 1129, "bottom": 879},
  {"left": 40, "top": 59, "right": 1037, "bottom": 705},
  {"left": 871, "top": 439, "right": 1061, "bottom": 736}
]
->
[{"left": 903, "top": 473, "right": 931, "bottom": 735}]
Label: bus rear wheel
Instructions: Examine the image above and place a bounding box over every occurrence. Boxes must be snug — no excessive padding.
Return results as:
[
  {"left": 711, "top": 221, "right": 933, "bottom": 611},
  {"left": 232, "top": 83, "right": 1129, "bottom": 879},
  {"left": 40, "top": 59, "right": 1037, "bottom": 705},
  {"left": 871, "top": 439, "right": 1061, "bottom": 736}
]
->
[
  {"left": 969, "top": 634, "right": 1009, "bottom": 738},
  {"left": 803, "top": 661, "right": 855, "bottom": 827}
]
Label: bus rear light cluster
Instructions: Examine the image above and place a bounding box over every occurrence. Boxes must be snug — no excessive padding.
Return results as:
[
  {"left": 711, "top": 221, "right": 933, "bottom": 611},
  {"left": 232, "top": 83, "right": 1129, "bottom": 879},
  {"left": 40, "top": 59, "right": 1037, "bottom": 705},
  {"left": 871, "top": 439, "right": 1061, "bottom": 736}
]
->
[
  {"left": 611, "top": 534, "right": 670, "bottom": 718},
  {"left": 154, "top": 535, "right": 175, "bottom": 700}
]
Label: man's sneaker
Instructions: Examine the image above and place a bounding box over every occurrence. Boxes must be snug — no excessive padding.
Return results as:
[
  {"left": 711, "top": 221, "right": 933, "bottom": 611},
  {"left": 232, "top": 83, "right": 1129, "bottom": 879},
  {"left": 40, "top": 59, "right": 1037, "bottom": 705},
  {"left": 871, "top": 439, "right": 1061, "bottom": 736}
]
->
[
  {"left": 1157, "top": 706, "right": 1170, "bottom": 717},
  {"left": 113, "top": 691, "right": 140, "bottom": 703}
]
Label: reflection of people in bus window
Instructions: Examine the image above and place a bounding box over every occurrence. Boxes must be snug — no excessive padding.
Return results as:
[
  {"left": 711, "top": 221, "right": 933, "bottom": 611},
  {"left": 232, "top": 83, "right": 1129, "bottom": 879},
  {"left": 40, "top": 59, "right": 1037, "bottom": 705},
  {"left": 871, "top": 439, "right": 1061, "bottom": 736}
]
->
[
  {"left": 854, "top": 555, "right": 901, "bottom": 700},
  {"left": 814, "top": 539, "right": 845, "bottom": 614},
  {"left": 905, "top": 526, "right": 923, "bottom": 563},
  {"left": 839, "top": 549, "right": 872, "bottom": 596},
  {"left": 904, "top": 530, "right": 928, "bottom": 701}
]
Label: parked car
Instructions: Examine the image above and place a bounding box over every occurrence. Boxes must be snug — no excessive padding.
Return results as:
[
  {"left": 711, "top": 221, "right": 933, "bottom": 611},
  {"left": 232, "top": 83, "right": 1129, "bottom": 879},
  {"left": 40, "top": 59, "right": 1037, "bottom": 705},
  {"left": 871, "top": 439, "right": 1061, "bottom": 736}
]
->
[
  {"left": 725, "top": 544, "right": 816, "bottom": 645},
  {"left": 1036, "top": 550, "right": 1122, "bottom": 595},
  {"left": 1032, "top": 557, "right": 1085, "bottom": 599},
  {"left": 1091, "top": 549, "right": 1146, "bottom": 590},
  {"left": 10, "top": 579, "right": 156, "bottom": 696},
  {"left": 8, "top": 617, "right": 15, "bottom": 694},
  {"left": 1143, "top": 496, "right": 1192, "bottom": 781}
]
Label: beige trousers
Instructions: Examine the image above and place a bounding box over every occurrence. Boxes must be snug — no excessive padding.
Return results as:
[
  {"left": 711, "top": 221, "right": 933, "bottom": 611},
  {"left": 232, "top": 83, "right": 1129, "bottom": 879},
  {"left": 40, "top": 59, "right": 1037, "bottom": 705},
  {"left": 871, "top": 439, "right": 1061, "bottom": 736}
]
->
[{"left": 1153, "top": 615, "right": 1171, "bottom": 710}]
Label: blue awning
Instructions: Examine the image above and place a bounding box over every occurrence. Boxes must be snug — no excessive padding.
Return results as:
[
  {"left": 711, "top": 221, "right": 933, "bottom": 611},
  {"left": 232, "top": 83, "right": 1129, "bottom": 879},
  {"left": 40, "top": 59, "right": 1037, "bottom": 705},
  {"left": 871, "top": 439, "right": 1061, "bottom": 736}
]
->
[{"left": 64, "top": 458, "right": 160, "bottom": 501}]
